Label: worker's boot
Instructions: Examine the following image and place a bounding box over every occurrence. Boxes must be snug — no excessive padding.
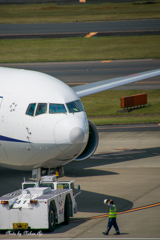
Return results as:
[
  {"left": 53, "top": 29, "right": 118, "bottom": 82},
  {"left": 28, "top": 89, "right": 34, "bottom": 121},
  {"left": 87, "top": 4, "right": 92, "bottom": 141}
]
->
[{"left": 102, "top": 232, "right": 108, "bottom": 235}]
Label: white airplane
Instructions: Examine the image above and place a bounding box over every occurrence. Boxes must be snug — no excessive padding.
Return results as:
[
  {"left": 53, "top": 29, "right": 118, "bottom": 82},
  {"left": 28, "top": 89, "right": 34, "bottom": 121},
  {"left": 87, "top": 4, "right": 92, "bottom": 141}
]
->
[{"left": 0, "top": 66, "right": 160, "bottom": 177}]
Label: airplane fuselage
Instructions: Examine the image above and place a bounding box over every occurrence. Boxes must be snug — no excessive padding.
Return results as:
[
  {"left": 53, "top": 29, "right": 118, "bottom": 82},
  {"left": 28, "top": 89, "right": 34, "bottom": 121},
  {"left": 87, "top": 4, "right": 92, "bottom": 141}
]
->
[{"left": 0, "top": 67, "right": 89, "bottom": 170}]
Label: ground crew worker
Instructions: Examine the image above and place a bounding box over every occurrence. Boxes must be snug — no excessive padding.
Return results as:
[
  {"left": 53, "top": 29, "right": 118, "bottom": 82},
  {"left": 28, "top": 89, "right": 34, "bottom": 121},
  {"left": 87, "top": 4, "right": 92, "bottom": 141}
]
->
[{"left": 102, "top": 199, "right": 120, "bottom": 235}]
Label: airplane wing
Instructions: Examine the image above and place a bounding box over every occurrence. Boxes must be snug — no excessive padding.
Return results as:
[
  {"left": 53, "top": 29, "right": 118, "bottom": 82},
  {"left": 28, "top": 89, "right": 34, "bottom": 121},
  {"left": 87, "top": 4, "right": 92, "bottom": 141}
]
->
[{"left": 72, "top": 69, "right": 160, "bottom": 98}]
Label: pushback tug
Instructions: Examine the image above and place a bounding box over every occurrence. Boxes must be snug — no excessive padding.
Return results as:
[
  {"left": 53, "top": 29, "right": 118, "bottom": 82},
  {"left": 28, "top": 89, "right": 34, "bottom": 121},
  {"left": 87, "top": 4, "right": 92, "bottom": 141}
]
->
[{"left": 0, "top": 173, "right": 80, "bottom": 232}]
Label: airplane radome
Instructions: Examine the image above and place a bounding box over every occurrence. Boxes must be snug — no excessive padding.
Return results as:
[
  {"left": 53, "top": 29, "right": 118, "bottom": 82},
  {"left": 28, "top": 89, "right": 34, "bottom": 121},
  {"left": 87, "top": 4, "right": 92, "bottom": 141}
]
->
[
  {"left": 0, "top": 67, "right": 98, "bottom": 173},
  {"left": 0, "top": 67, "right": 160, "bottom": 175}
]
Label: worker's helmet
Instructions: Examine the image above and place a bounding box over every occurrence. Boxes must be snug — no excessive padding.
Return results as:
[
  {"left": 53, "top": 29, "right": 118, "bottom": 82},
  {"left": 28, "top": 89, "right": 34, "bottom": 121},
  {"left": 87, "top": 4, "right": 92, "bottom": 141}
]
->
[{"left": 104, "top": 199, "right": 108, "bottom": 205}]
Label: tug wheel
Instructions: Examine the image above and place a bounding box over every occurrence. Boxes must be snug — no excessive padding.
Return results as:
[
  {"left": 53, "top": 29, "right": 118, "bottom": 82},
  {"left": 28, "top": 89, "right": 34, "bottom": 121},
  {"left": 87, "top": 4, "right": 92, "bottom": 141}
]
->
[
  {"left": 64, "top": 195, "right": 70, "bottom": 225},
  {"left": 49, "top": 203, "right": 56, "bottom": 232}
]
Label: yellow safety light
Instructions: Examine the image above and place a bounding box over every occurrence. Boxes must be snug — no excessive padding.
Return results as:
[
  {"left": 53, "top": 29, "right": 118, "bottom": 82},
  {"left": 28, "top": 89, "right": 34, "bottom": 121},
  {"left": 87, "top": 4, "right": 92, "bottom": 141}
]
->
[
  {"left": 1, "top": 201, "right": 9, "bottom": 205},
  {"left": 56, "top": 171, "right": 59, "bottom": 177},
  {"left": 30, "top": 200, "right": 38, "bottom": 205}
]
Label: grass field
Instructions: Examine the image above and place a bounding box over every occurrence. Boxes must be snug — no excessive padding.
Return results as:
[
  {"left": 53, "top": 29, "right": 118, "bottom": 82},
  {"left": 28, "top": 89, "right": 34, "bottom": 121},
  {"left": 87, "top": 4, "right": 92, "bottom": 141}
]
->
[
  {"left": 0, "top": 35, "right": 160, "bottom": 63},
  {"left": 0, "top": 2, "right": 160, "bottom": 23},
  {"left": 81, "top": 89, "right": 160, "bottom": 125}
]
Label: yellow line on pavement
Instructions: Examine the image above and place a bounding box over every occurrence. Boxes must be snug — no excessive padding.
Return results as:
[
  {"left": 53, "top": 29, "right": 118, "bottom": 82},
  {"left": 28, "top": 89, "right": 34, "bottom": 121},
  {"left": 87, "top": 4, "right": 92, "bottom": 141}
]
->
[
  {"left": 71, "top": 202, "right": 160, "bottom": 223},
  {"left": 101, "top": 60, "right": 112, "bottom": 63},
  {"left": 85, "top": 32, "right": 98, "bottom": 38}
]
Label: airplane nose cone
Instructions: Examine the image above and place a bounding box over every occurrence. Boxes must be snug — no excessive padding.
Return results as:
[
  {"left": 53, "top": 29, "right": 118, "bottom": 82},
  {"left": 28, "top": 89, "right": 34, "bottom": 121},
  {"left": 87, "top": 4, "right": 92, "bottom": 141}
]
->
[
  {"left": 70, "top": 127, "right": 84, "bottom": 143},
  {"left": 54, "top": 116, "right": 88, "bottom": 152}
]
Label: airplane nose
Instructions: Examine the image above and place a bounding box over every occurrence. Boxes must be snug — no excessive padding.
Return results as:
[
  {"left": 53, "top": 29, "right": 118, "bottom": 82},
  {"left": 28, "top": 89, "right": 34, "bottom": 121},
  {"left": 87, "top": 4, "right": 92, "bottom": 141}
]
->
[{"left": 54, "top": 116, "right": 88, "bottom": 152}]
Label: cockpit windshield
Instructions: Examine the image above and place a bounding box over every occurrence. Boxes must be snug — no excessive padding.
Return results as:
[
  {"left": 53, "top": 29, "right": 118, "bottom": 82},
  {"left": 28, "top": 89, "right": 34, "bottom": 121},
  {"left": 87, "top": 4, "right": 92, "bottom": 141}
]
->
[
  {"left": 66, "top": 100, "right": 85, "bottom": 113},
  {"left": 49, "top": 104, "right": 67, "bottom": 114},
  {"left": 26, "top": 103, "right": 36, "bottom": 116},
  {"left": 26, "top": 100, "right": 84, "bottom": 116},
  {"left": 75, "top": 100, "right": 85, "bottom": 112},
  {"left": 67, "top": 102, "right": 80, "bottom": 113},
  {"left": 35, "top": 103, "right": 47, "bottom": 116}
]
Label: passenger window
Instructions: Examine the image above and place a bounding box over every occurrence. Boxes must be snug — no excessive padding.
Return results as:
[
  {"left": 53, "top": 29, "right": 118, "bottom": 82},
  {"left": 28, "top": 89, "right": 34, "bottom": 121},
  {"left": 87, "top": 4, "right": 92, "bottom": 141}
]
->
[
  {"left": 35, "top": 103, "right": 47, "bottom": 116},
  {"left": 49, "top": 104, "right": 67, "bottom": 114},
  {"left": 26, "top": 103, "right": 36, "bottom": 116},
  {"left": 67, "top": 101, "right": 80, "bottom": 113}
]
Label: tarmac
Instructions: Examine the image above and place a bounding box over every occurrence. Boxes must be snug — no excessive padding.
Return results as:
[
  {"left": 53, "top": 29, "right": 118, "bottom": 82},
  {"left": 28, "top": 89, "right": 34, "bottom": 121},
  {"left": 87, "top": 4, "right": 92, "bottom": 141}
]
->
[
  {"left": 1, "top": 59, "right": 160, "bottom": 90},
  {"left": 0, "top": 124, "right": 160, "bottom": 239},
  {"left": 1, "top": 20, "right": 160, "bottom": 39}
]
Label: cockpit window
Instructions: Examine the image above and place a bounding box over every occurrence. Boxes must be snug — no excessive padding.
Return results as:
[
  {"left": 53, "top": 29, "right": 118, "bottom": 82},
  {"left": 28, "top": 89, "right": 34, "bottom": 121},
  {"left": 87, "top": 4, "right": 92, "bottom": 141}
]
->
[
  {"left": 49, "top": 104, "right": 67, "bottom": 114},
  {"left": 67, "top": 101, "right": 80, "bottom": 113},
  {"left": 26, "top": 101, "right": 84, "bottom": 116},
  {"left": 35, "top": 103, "right": 47, "bottom": 116},
  {"left": 66, "top": 100, "right": 85, "bottom": 113},
  {"left": 75, "top": 100, "right": 85, "bottom": 112},
  {"left": 26, "top": 103, "right": 36, "bottom": 116}
]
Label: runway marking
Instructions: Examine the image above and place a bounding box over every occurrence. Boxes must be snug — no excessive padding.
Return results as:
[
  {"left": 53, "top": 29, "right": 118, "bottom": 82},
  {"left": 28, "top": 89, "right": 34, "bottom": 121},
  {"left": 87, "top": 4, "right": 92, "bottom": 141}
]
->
[
  {"left": 84, "top": 32, "right": 98, "bottom": 38},
  {"left": 126, "top": 74, "right": 140, "bottom": 77},
  {"left": 71, "top": 202, "right": 160, "bottom": 223}
]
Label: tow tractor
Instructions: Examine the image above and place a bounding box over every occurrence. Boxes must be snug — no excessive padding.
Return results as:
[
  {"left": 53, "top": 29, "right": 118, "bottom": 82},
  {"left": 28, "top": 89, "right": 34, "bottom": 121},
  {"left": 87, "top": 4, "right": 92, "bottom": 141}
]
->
[{"left": 0, "top": 174, "right": 80, "bottom": 232}]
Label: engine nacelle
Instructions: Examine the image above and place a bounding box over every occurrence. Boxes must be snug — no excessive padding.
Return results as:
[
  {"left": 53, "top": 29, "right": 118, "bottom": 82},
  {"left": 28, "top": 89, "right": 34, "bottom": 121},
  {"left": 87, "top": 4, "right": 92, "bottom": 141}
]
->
[{"left": 74, "top": 120, "right": 99, "bottom": 161}]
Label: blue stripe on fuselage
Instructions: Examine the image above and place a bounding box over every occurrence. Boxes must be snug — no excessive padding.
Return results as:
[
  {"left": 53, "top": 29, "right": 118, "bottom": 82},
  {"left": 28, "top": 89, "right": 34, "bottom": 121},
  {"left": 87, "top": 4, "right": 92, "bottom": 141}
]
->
[{"left": 0, "top": 135, "right": 28, "bottom": 143}]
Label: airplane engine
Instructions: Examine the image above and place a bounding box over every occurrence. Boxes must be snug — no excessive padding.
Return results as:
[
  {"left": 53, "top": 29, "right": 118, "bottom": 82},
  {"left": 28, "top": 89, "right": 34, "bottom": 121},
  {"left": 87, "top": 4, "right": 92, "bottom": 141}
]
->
[{"left": 74, "top": 120, "right": 99, "bottom": 161}]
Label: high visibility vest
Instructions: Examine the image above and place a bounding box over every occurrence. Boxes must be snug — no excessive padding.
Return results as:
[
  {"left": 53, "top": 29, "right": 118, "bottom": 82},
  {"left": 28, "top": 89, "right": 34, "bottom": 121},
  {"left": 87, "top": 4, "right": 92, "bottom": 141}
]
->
[{"left": 109, "top": 204, "right": 117, "bottom": 218}]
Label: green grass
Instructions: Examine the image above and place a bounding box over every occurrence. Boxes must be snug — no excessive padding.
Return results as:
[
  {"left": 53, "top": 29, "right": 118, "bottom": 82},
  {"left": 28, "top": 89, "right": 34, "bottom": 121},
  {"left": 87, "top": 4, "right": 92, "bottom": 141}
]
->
[
  {"left": 0, "top": 36, "right": 160, "bottom": 63},
  {"left": 0, "top": 2, "right": 160, "bottom": 23},
  {"left": 82, "top": 90, "right": 160, "bottom": 116},
  {"left": 81, "top": 90, "right": 160, "bottom": 125}
]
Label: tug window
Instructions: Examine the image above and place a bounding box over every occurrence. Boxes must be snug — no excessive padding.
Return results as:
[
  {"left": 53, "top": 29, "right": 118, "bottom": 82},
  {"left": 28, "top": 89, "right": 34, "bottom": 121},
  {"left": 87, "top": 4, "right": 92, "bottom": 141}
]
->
[
  {"left": 49, "top": 104, "right": 67, "bottom": 114},
  {"left": 57, "top": 183, "right": 69, "bottom": 189},
  {"left": 39, "top": 183, "right": 54, "bottom": 189},
  {"left": 26, "top": 103, "right": 36, "bottom": 116},
  {"left": 35, "top": 103, "right": 47, "bottom": 116},
  {"left": 23, "top": 183, "right": 36, "bottom": 189}
]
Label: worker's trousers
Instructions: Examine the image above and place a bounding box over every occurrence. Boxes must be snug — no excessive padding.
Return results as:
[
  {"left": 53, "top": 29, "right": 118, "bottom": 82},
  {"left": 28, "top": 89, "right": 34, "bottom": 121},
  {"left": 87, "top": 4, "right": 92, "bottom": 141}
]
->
[{"left": 105, "top": 217, "right": 120, "bottom": 234}]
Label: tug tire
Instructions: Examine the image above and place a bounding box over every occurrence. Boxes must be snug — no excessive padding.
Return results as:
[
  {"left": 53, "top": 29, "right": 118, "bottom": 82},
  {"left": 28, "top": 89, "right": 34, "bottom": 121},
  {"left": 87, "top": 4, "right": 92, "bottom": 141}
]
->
[
  {"left": 64, "top": 195, "right": 70, "bottom": 225},
  {"left": 48, "top": 203, "right": 56, "bottom": 232}
]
